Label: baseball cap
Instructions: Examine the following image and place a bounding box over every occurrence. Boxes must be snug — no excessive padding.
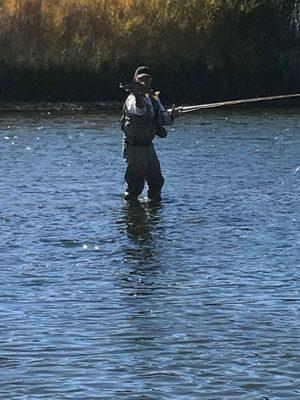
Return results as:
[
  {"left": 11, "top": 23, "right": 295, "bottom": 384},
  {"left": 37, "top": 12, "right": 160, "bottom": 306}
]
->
[{"left": 134, "top": 66, "right": 152, "bottom": 79}]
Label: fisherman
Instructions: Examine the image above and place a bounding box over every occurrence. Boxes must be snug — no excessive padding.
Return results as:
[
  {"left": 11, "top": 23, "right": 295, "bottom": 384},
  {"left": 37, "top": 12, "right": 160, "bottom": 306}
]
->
[{"left": 121, "top": 66, "right": 178, "bottom": 203}]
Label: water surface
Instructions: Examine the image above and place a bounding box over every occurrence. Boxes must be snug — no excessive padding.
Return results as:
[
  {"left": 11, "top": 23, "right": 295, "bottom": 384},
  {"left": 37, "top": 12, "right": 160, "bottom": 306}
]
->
[{"left": 0, "top": 108, "right": 299, "bottom": 399}]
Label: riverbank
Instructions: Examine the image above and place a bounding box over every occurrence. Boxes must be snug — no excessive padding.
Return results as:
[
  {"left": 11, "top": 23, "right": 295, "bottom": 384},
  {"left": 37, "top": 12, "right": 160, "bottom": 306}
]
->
[
  {"left": 0, "top": 102, "right": 123, "bottom": 112},
  {"left": 1, "top": 97, "right": 299, "bottom": 113}
]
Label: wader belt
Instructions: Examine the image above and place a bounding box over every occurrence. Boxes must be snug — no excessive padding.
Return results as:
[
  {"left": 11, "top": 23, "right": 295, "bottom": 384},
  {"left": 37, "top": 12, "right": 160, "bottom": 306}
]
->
[{"left": 125, "top": 141, "right": 152, "bottom": 146}]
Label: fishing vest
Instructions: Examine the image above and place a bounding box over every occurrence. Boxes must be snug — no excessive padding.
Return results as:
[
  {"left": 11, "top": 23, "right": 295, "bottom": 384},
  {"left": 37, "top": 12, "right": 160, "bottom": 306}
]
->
[{"left": 121, "top": 95, "right": 161, "bottom": 146}]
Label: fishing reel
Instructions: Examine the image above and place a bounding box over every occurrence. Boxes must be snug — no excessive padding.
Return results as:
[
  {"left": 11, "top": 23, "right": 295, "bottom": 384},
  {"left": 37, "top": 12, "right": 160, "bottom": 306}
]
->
[{"left": 119, "top": 82, "right": 159, "bottom": 97}]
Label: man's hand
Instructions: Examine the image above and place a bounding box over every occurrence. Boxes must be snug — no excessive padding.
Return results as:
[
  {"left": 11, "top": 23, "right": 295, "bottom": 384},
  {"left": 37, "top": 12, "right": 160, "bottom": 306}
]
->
[
  {"left": 169, "top": 104, "right": 182, "bottom": 120},
  {"left": 131, "top": 82, "right": 145, "bottom": 96},
  {"left": 131, "top": 83, "right": 146, "bottom": 109}
]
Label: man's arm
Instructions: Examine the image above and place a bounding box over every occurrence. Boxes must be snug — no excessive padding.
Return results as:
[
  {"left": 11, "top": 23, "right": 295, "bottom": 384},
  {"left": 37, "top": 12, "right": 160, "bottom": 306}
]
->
[
  {"left": 158, "top": 99, "right": 174, "bottom": 126},
  {"left": 125, "top": 93, "right": 146, "bottom": 115},
  {"left": 125, "top": 82, "right": 149, "bottom": 115}
]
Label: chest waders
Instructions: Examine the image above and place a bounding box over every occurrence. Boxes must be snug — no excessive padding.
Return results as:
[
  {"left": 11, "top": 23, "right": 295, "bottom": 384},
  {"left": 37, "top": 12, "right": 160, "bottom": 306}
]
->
[{"left": 121, "top": 96, "right": 165, "bottom": 202}]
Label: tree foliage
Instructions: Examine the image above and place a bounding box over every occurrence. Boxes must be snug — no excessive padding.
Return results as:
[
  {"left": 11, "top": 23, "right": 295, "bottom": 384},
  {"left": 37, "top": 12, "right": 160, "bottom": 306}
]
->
[{"left": 0, "top": 0, "right": 299, "bottom": 102}]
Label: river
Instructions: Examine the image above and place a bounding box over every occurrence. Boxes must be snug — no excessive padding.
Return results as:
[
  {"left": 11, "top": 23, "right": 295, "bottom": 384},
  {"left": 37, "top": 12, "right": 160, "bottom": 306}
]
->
[{"left": 0, "top": 108, "right": 299, "bottom": 399}]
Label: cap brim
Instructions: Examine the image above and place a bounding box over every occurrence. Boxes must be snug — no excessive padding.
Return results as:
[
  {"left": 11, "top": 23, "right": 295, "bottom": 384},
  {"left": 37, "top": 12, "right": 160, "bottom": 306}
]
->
[{"left": 135, "top": 73, "right": 152, "bottom": 79}]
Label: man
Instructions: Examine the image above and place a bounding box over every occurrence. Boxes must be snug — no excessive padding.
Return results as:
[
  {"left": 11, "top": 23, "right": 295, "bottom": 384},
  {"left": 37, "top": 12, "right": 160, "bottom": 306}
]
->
[{"left": 121, "top": 66, "right": 178, "bottom": 203}]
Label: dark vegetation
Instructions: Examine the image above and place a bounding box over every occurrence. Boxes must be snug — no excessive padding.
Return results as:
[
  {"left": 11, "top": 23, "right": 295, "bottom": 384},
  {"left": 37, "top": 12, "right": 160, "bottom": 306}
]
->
[{"left": 0, "top": 0, "right": 300, "bottom": 103}]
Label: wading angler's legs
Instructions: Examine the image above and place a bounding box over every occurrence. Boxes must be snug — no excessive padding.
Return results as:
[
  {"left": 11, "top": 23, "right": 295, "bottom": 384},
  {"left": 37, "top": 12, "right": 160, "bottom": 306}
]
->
[
  {"left": 145, "top": 146, "right": 164, "bottom": 202},
  {"left": 123, "top": 146, "right": 148, "bottom": 201}
]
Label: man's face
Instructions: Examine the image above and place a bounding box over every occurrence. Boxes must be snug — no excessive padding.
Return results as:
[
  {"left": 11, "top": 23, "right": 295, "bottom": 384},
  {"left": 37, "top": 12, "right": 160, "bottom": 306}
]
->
[{"left": 137, "top": 75, "right": 153, "bottom": 89}]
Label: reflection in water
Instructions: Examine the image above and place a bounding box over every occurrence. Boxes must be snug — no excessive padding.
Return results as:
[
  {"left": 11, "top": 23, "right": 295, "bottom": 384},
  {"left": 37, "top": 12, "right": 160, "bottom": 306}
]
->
[
  {"left": 123, "top": 201, "right": 154, "bottom": 243},
  {"left": 116, "top": 202, "right": 171, "bottom": 392},
  {"left": 120, "top": 201, "right": 163, "bottom": 266},
  {"left": 123, "top": 201, "right": 162, "bottom": 241},
  {"left": 116, "top": 200, "right": 167, "bottom": 303}
]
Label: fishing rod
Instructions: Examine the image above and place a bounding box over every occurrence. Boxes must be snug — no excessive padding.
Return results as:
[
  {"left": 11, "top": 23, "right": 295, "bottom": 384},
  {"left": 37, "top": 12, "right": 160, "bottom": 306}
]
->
[{"left": 167, "top": 93, "right": 300, "bottom": 114}]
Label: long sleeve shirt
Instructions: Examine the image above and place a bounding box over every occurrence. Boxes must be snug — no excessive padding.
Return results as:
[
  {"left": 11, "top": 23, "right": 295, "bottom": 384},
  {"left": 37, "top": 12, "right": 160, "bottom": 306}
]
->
[{"left": 125, "top": 94, "right": 173, "bottom": 126}]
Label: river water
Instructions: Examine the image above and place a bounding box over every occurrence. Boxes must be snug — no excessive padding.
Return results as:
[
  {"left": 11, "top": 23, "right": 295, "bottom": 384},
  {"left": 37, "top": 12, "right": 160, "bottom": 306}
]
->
[{"left": 0, "top": 108, "right": 299, "bottom": 399}]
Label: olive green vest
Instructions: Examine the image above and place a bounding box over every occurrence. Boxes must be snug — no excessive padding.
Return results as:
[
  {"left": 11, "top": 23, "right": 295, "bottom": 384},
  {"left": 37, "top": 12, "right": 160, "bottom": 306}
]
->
[{"left": 121, "top": 96, "right": 159, "bottom": 145}]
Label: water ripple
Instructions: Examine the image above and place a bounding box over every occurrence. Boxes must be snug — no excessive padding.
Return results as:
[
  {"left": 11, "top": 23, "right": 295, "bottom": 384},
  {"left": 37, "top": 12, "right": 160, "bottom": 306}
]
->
[{"left": 0, "top": 109, "right": 299, "bottom": 399}]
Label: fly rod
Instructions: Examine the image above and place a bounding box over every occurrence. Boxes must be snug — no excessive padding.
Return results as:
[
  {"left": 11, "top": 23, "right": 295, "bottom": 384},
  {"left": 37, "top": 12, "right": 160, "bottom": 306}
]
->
[{"left": 167, "top": 93, "right": 300, "bottom": 114}]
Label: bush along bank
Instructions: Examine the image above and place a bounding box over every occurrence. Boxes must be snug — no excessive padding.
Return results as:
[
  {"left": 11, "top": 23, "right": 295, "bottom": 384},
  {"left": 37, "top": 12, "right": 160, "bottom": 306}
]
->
[{"left": 0, "top": 0, "right": 300, "bottom": 103}]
